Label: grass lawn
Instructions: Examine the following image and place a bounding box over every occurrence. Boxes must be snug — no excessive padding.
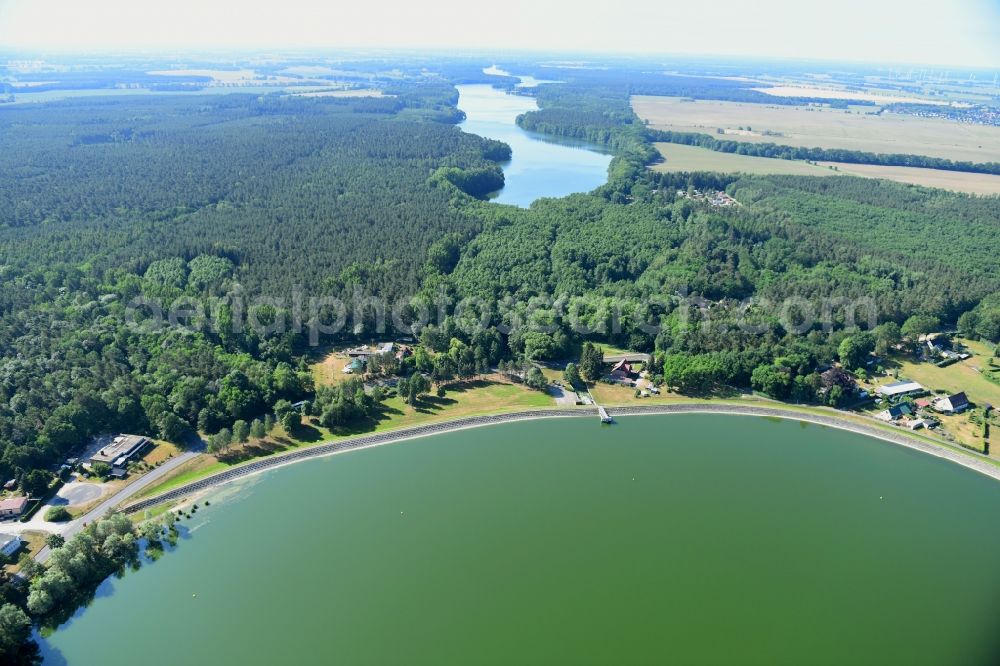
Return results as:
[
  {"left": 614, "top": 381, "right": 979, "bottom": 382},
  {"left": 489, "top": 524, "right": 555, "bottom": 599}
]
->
[
  {"left": 133, "top": 377, "right": 554, "bottom": 500},
  {"left": 129, "top": 501, "right": 180, "bottom": 525},
  {"left": 4, "top": 531, "right": 46, "bottom": 574},
  {"left": 860, "top": 338, "right": 998, "bottom": 456},
  {"left": 131, "top": 457, "right": 228, "bottom": 500},
  {"left": 142, "top": 440, "right": 182, "bottom": 466},
  {"left": 310, "top": 349, "right": 353, "bottom": 386},
  {"left": 589, "top": 381, "right": 747, "bottom": 406},
  {"left": 593, "top": 343, "right": 644, "bottom": 357},
  {"left": 370, "top": 379, "right": 553, "bottom": 429},
  {"left": 936, "top": 413, "right": 987, "bottom": 454},
  {"left": 885, "top": 339, "right": 1000, "bottom": 408}
]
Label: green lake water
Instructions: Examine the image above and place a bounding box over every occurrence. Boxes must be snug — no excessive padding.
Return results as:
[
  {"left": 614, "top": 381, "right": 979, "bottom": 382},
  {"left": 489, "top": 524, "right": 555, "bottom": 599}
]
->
[{"left": 40, "top": 414, "right": 1000, "bottom": 664}]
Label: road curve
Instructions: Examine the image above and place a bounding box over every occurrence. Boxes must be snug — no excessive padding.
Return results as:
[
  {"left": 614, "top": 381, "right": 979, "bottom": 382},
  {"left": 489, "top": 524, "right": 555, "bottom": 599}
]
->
[
  {"left": 33, "top": 449, "right": 200, "bottom": 564},
  {"left": 120, "top": 403, "right": 1000, "bottom": 515}
]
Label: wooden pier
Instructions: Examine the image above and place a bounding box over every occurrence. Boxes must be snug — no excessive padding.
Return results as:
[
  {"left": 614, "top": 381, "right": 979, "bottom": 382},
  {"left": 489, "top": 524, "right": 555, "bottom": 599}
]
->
[{"left": 598, "top": 406, "right": 613, "bottom": 424}]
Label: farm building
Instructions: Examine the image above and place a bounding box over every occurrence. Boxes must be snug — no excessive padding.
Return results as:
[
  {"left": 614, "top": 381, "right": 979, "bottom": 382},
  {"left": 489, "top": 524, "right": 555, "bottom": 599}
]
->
[
  {"left": 876, "top": 381, "right": 924, "bottom": 399},
  {"left": 347, "top": 343, "right": 397, "bottom": 360}
]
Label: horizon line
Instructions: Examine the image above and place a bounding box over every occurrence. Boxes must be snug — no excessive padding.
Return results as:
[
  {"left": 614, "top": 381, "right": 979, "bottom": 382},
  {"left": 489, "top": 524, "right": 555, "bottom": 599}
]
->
[{"left": 1, "top": 45, "right": 998, "bottom": 72}]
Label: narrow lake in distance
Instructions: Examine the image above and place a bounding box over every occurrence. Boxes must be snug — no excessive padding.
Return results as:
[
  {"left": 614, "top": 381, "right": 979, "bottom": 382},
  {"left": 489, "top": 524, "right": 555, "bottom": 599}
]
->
[
  {"left": 457, "top": 83, "right": 612, "bottom": 207},
  {"left": 40, "top": 415, "right": 1000, "bottom": 665}
]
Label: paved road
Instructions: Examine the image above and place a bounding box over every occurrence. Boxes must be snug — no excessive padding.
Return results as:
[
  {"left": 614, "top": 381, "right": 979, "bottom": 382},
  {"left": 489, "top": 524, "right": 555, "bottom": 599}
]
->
[
  {"left": 31, "top": 449, "right": 200, "bottom": 564},
  {"left": 602, "top": 353, "right": 651, "bottom": 363},
  {"left": 56, "top": 483, "right": 103, "bottom": 506}
]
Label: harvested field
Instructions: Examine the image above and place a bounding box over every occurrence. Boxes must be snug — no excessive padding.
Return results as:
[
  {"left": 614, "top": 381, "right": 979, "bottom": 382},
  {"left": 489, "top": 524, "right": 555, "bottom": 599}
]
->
[{"left": 633, "top": 95, "right": 1000, "bottom": 163}]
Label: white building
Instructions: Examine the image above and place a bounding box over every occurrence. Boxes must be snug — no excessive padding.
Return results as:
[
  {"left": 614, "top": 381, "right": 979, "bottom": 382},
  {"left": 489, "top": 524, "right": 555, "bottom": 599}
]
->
[
  {"left": 876, "top": 381, "right": 924, "bottom": 399},
  {"left": 934, "top": 392, "right": 970, "bottom": 414},
  {"left": 0, "top": 533, "right": 22, "bottom": 557}
]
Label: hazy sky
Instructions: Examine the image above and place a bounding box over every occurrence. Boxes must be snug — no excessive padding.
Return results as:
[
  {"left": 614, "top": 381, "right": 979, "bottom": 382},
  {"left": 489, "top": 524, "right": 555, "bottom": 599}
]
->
[{"left": 1, "top": 0, "right": 998, "bottom": 67}]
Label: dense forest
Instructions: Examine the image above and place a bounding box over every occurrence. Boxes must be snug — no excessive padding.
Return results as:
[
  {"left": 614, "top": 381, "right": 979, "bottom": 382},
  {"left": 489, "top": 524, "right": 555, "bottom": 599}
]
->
[
  {"left": 1, "top": 65, "right": 998, "bottom": 490},
  {"left": 1, "top": 57, "right": 1000, "bottom": 661},
  {"left": 0, "top": 86, "right": 513, "bottom": 488}
]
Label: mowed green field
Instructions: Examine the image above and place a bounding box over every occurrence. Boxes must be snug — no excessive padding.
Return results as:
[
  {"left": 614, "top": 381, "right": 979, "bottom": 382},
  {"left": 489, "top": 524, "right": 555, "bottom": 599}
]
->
[
  {"left": 633, "top": 95, "right": 1000, "bottom": 164},
  {"left": 652, "top": 142, "right": 837, "bottom": 176}
]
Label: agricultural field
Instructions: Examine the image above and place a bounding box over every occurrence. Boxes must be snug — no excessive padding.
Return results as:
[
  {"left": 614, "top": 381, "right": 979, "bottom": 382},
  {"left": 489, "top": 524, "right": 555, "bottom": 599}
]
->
[
  {"left": 816, "top": 162, "right": 1000, "bottom": 195},
  {"left": 751, "top": 85, "right": 945, "bottom": 105},
  {"left": 632, "top": 95, "right": 1000, "bottom": 163},
  {"left": 652, "top": 142, "right": 836, "bottom": 176},
  {"left": 289, "top": 88, "right": 385, "bottom": 98},
  {"left": 651, "top": 143, "right": 1000, "bottom": 194}
]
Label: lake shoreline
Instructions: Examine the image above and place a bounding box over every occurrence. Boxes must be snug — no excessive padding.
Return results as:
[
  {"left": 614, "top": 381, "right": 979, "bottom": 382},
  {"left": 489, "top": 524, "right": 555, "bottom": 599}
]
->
[
  {"left": 456, "top": 83, "right": 611, "bottom": 206},
  {"left": 123, "top": 403, "right": 1000, "bottom": 514}
]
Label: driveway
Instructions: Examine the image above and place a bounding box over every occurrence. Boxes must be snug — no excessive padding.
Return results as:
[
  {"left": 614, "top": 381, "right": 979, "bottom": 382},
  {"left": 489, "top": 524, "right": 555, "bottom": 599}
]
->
[
  {"left": 52, "top": 482, "right": 104, "bottom": 506},
  {"left": 549, "top": 385, "right": 581, "bottom": 407}
]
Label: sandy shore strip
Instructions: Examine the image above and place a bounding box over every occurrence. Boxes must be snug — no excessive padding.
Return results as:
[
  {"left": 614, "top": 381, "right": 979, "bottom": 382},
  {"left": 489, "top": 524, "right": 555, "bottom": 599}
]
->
[{"left": 122, "top": 404, "right": 1000, "bottom": 514}]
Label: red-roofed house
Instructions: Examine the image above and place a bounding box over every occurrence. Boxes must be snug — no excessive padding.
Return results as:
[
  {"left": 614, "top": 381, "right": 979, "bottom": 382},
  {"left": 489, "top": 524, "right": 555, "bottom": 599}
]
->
[
  {"left": 0, "top": 496, "right": 28, "bottom": 519},
  {"left": 609, "top": 360, "right": 636, "bottom": 384}
]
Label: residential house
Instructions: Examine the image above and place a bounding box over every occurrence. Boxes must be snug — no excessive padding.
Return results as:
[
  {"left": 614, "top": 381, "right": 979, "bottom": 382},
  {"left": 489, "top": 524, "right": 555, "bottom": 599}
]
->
[
  {"left": 924, "top": 334, "right": 952, "bottom": 354},
  {"left": 875, "top": 403, "right": 912, "bottom": 422},
  {"left": 924, "top": 335, "right": 970, "bottom": 361},
  {"left": 934, "top": 392, "right": 970, "bottom": 414},
  {"left": 608, "top": 360, "right": 637, "bottom": 384},
  {"left": 0, "top": 496, "right": 28, "bottom": 519}
]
